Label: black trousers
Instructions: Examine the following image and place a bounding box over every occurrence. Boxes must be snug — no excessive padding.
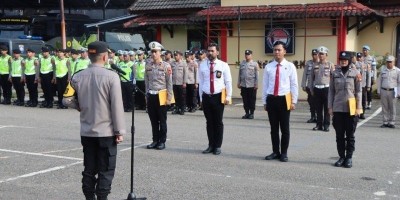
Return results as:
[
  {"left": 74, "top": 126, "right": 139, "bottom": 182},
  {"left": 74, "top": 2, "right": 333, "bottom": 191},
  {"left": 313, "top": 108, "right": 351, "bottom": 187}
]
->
[
  {"left": 186, "top": 84, "right": 196, "bottom": 109},
  {"left": 367, "top": 78, "right": 374, "bottom": 103},
  {"left": 56, "top": 75, "right": 68, "bottom": 105},
  {"left": 362, "top": 87, "right": 367, "bottom": 113},
  {"left": 202, "top": 93, "right": 225, "bottom": 148},
  {"left": 121, "top": 82, "right": 133, "bottom": 110},
  {"left": 240, "top": 87, "right": 257, "bottom": 114},
  {"left": 135, "top": 80, "right": 146, "bottom": 109},
  {"left": 26, "top": 75, "right": 38, "bottom": 103},
  {"left": 81, "top": 136, "right": 117, "bottom": 198},
  {"left": 147, "top": 94, "right": 167, "bottom": 143},
  {"left": 266, "top": 95, "right": 291, "bottom": 155},
  {"left": 12, "top": 77, "right": 25, "bottom": 102},
  {"left": 314, "top": 87, "right": 330, "bottom": 128},
  {"left": 40, "top": 72, "right": 54, "bottom": 104},
  {"left": 332, "top": 112, "right": 357, "bottom": 158},
  {"left": 0, "top": 74, "right": 12, "bottom": 101},
  {"left": 306, "top": 88, "right": 316, "bottom": 118},
  {"left": 173, "top": 85, "right": 184, "bottom": 110}
]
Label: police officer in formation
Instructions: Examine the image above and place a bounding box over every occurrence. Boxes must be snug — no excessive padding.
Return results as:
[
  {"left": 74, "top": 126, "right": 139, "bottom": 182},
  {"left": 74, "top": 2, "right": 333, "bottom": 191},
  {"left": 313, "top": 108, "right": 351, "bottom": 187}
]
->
[
  {"left": 52, "top": 49, "right": 71, "bottom": 109},
  {"left": 0, "top": 45, "right": 12, "bottom": 104},
  {"left": 10, "top": 49, "right": 25, "bottom": 106},
  {"left": 361, "top": 45, "right": 377, "bottom": 109},
  {"left": 39, "top": 47, "right": 55, "bottom": 108},
  {"left": 196, "top": 49, "right": 208, "bottom": 109},
  {"left": 69, "top": 49, "right": 80, "bottom": 75},
  {"left": 171, "top": 50, "right": 187, "bottom": 115},
  {"left": 301, "top": 49, "right": 318, "bottom": 123},
  {"left": 328, "top": 51, "right": 362, "bottom": 168},
  {"left": 133, "top": 50, "right": 147, "bottom": 110},
  {"left": 74, "top": 48, "right": 91, "bottom": 73},
  {"left": 118, "top": 51, "right": 134, "bottom": 112},
  {"left": 310, "top": 46, "right": 334, "bottom": 132},
  {"left": 145, "top": 41, "right": 173, "bottom": 150},
  {"left": 377, "top": 55, "right": 400, "bottom": 128},
  {"left": 354, "top": 52, "right": 371, "bottom": 119},
  {"left": 23, "top": 48, "right": 39, "bottom": 107},
  {"left": 237, "top": 49, "right": 259, "bottom": 119},
  {"left": 185, "top": 50, "right": 198, "bottom": 113}
]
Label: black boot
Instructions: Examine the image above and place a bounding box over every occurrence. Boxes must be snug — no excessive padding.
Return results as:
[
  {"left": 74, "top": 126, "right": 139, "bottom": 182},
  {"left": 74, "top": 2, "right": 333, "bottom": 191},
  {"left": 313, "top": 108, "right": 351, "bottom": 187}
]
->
[
  {"left": 334, "top": 157, "right": 345, "bottom": 167},
  {"left": 344, "top": 158, "right": 352, "bottom": 168},
  {"left": 307, "top": 116, "right": 316, "bottom": 123}
]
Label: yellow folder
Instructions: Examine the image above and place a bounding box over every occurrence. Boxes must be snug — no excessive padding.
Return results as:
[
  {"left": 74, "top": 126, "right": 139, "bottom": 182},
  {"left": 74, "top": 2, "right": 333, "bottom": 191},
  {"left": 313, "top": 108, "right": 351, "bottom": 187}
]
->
[
  {"left": 348, "top": 97, "right": 362, "bottom": 116},
  {"left": 221, "top": 88, "right": 232, "bottom": 104},
  {"left": 158, "top": 89, "right": 175, "bottom": 106},
  {"left": 285, "top": 93, "right": 292, "bottom": 110}
]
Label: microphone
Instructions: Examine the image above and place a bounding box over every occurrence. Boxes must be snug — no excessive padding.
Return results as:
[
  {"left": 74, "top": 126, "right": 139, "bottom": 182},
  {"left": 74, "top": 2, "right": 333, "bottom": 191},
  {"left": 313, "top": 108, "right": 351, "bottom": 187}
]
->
[{"left": 111, "top": 64, "right": 126, "bottom": 75}]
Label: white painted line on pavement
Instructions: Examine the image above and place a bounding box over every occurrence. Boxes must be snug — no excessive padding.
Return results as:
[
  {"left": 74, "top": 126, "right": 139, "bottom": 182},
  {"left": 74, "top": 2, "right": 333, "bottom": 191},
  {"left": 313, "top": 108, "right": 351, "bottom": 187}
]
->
[
  {"left": 357, "top": 107, "right": 382, "bottom": 128},
  {"left": 120, "top": 143, "right": 149, "bottom": 152},
  {"left": 0, "top": 161, "right": 83, "bottom": 183},
  {"left": 0, "top": 125, "right": 35, "bottom": 129},
  {"left": 40, "top": 147, "right": 82, "bottom": 154},
  {"left": 0, "top": 149, "right": 83, "bottom": 161}
]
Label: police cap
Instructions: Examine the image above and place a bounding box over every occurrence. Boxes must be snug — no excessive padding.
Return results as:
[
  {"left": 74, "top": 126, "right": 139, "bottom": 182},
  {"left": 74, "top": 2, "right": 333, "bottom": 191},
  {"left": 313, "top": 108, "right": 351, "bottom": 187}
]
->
[
  {"left": 136, "top": 50, "right": 144, "bottom": 55},
  {"left": 317, "top": 46, "right": 329, "bottom": 54},
  {"left": 88, "top": 41, "right": 109, "bottom": 55},
  {"left": 41, "top": 47, "right": 50, "bottom": 52},
  {"left": 173, "top": 50, "right": 183, "bottom": 56},
  {"left": 339, "top": 51, "right": 351, "bottom": 60},
  {"left": 245, "top": 50, "right": 252, "bottom": 55},
  {"left": 26, "top": 48, "right": 35, "bottom": 53},
  {"left": 185, "top": 50, "right": 194, "bottom": 55},
  {"left": 311, "top": 49, "right": 318, "bottom": 55},
  {"left": 165, "top": 50, "right": 172, "bottom": 55},
  {"left": 149, "top": 41, "right": 164, "bottom": 51},
  {"left": 13, "top": 49, "right": 21, "bottom": 54},
  {"left": 386, "top": 55, "right": 395, "bottom": 62},
  {"left": 362, "top": 45, "right": 370, "bottom": 51},
  {"left": 0, "top": 45, "right": 8, "bottom": 51},
  {"left": 356, "top": 52, "right": 362, "bottom": 58},
  {"left": 71, "top": 49, "right": 79, "bottom": 55}
]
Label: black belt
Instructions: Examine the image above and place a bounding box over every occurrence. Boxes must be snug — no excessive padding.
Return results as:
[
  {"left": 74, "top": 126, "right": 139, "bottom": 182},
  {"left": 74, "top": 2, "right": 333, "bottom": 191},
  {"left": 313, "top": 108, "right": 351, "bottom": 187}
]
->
[
  {"left": 202, "top": 92, "right": 221, "bottom": 97},
  {"left": 267, "top": 94, "right": 285, "bottom": 98},
  {"left": 381, "top": 88, "right": 394, "bottom": 91}
]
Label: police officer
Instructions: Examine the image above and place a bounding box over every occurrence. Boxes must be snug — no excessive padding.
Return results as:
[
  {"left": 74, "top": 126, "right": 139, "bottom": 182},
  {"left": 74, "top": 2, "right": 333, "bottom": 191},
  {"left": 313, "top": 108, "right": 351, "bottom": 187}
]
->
[
  {"left": 196, "top": 50, "right": 208, "bottom": 109},
  {"left": 9, "top": 49, "right": 25, "bottom": 106},
  {"left": 164, "top": 50, "right": 174, "bottom": 65},
  {"left": 133, "top": 50, "right": 147, "bottom": 110},
  {"left": 69, "top": 49, "right": 80, "bottom": 75},
  {"left": 39, "top": 47, "right": 55, "bottom": 108},
  {"left": 328, "top": 51, "right": 362, "bottom": 168},
  {"left": 185, "top": 50, "right": 198, "bottom": 113},
  {"left": 301, "top": 49, "right": 318, "bottom": 123},
  {"left": 354, "top": 52, "right": 371, "bottom": 119},
  {"left": 145, "top": 41, "right": 173, "bottom": 150},
  {"left": 310, "top": 46, "right": 334, "bottom": 132},
  {"left": 377, "top": 55, "right": 400, "bottom": 128},
  {"left": 199, "top": 43, "right": 232, "bottom": 155},
  {"left": 62, "top": 41, "right": 125, "bottom": 200},
  {"left": 119, "top": 51, "right": 134, "bottom": 112},
  {"left": 0, "top": 45, "right": 12, "bottom": 104},
  {"left": 52, "top": 49, "right": 70, "bottom": 109},
  {"left": 23, "top": 48, "right": 39, "bottom": 107},
  {"left": 74, "top": 48, "right": 91, "bottom": 73},
  {"left": 362, "top": 45, "right": 377, "bottom": 109},
  {"left": 171, "top": 50, "right": 187, "bottom": 115},
  {"left": 237, "top": 49, "right": 259, "bottom": 119}
]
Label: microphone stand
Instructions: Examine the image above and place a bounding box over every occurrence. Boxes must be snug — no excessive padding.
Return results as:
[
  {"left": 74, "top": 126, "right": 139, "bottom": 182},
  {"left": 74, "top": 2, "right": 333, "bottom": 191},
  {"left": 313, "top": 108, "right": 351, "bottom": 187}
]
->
[{"left": 112, "top": 69, "right": 146, "bottom": 200}]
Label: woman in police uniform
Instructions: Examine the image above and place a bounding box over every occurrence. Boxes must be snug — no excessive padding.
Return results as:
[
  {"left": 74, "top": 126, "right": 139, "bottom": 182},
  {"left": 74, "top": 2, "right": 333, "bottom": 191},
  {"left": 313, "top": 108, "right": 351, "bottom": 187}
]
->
[{"left": 328, "top": 51, "right": 362, "bottom": 168}]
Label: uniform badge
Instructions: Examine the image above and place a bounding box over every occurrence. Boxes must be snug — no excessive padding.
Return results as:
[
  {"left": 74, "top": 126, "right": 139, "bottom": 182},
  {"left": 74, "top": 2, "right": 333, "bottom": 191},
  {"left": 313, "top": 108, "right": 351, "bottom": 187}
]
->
[
  {"left": 216, "top": 70, "right": 222, "bottom": 78},
  {"left": 152, "top": 43, "right": 156, "bottom": 48}
]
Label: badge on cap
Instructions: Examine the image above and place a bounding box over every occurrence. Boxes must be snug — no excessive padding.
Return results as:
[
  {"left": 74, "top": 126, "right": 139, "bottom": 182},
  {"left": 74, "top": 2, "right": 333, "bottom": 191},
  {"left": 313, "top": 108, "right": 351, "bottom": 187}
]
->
[{"left": 342, "top": 52, "right": 346, "bottom": 56}]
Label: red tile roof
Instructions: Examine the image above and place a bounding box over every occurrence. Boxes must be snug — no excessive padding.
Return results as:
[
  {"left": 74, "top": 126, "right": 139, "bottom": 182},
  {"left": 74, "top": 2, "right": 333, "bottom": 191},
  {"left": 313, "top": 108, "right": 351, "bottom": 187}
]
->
[
  {"left": 129, "top": 0, "right": 220, "bottom": 12},
  {"left": 123, "top": 15, "right": 191, "bottom": 28},
  {"left": 194, "top": 2, "right": 382, "bottom": 21},
  {"left": 374, "top": 5, "right": 400, "bottom": 17}
]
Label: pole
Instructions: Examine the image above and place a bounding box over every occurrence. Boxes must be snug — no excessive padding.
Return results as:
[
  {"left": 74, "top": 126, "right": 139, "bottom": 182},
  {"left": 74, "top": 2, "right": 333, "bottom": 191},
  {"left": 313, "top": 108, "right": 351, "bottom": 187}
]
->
[
  {"left": 127, "top": 88, "right": 136, "bottom": 200},
  {"left": 60, "top": 0, "right": 66, "bottom": 49}
]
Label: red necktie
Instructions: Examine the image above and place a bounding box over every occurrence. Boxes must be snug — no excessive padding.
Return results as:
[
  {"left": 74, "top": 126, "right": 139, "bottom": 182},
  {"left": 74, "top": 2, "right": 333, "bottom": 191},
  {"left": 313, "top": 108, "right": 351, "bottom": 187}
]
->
[
  {"left": 210, "top": 62, "right": 214, "bottom": 94},
  {"left": 273, "top": 64, "right": 280, "bottom": 96}
]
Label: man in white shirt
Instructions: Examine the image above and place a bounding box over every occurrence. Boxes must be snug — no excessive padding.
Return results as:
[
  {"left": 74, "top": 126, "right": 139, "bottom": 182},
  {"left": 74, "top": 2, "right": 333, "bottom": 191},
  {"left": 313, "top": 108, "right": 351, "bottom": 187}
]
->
[
  {"left": 198, "top": 43, "right": 232, "bottom": 155},
  {"left": 262, "top": 41, "right": 298, "bottom": 162}
]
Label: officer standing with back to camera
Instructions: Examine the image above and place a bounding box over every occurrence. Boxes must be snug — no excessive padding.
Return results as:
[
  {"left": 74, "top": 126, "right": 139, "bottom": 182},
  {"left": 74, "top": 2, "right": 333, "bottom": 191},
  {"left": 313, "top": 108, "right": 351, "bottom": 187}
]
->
[
  {"left": 145, "top": 41, "right": 173, "bottom": 150},
  {"left": 377, "top": 55, "right": 400, "bottom": 128},
  {"left": 361, "top": 45, "right": 377, "bottom": 109},
  {"left": 328, "top": 51, "right": 362, "bottom": 168},
  {"left": 301, "top": 49, "right": 318, "bottom": 123},
  {"left": 354, "top": 52, "right": 371, "bottom": 119},
  {"left": 310, "top": 46, "right": 334, "bottom": 132},
  {"left": 0, "top": 45, "right": 12, "bottom": 104},
  {"left": 63, "top": 41, "right": 125, "bottom": 200},
  {"left": 237, "top": 49, "right": 259, "bottom": 119}
]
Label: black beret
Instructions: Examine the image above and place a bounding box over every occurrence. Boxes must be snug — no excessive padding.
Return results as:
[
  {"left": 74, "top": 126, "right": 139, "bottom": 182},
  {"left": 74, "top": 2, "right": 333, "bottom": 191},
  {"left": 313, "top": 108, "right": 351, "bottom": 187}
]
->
[
  {"left": 88, "top": 41, "right": 109, "bottom": 54},
  {"left": 41, "top": 47, "right": 50, "bottom": 52},
  {"left": 26, "top": 48, "right": 35, "bottom": 53},
  {"left": 110, "top": 49, "right": 116, "bottom": 53},
  {"left": 245, "top": 50, "right": 252, "bottom": 55},
  {"left": 59, "top": 48, "right": 67, "bottom": 53},
  {"left": 165, "top": 50, "right": 172, "bottom": 55},
  {"left": 13, "top": 49, "right": 21, "bottom": 54},
  {"left": 339, "top": 51, "right": 351, "bottom": 60},
  {"left": 356, "top": 52, "right": 362, "bottom": 57},
  {"left": 311, "top": 49, "right": 318, "bottom": 54},
  {"left": 71, "top": 49, "right": 79, "bottom": 54},
  {"left": 173, "top": 50, "right": 183, "bottom": 56},
  {"left": 0, "top": 45, "right": 8, "bottom": 51},
  {"left": 185, "top": 50, "right": 194, "bottom": 55}
]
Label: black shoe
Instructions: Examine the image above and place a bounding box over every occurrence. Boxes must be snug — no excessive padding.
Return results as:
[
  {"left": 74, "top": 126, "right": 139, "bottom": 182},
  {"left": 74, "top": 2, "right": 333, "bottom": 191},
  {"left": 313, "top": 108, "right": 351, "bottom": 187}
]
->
[
  {"left": 179, "top": 110, "right": 185, "bottom": 115},
  {"left": 202, "top": 146, "right": 214, "bottom": 154},
  {"left": 307, "top": 117, "right": 316, "bottom": 123},
  {"left": 359, "top": 114, "right": 365, "bottom": 119},
  {"left": 213, "top": 148, "right": 221, "bottom": 155},
  {"left": 380, "top": 124, "right": 388, "bottom": 128},
  {"left": 387, "top": 124, "right": 395, "bottom": 128},
  {"left": 172, "top": 110, "right": 179, "bottom": 114},
  {"left": 334, "top": 157, "right": 345, "bottom": 167},
  {"left": 147, "top": 142, "right": 158, "bottom": 149},
  {"left": 323, "top": 126, "right": 329, "bottom": 132},
  {"left": 265, "top": 152, "right": 280, "bottom": 160},
  {"left": 189, "top": 108, "right": 196, "bottom": 113},
  {"left": 156, "top": 142, "right": 165, "bottom": 150},
  {"left": 279, "top": 154, "right": 288, "bottom": 162},
  {"left": 313, "top": 126, "right": 323, "bottom": 131},
  {"left": 16, "top": 102, "right": 24, "bottom": 106},
  {"left": 248, "top": 114, "right": 254, "bottom": 119},
  {"left": 343, "top": 158, "right": 352, "bottom": 168},
  {"left": 242, "top": 114, "right": 249, "bottom": 119}
]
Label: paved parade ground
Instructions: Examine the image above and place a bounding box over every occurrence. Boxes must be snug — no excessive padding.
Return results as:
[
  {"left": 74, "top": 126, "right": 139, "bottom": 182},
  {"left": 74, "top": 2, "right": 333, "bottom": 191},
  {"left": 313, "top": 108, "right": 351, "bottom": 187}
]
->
[{"left": 0, "top": 99, "right": 399, "bottom": 200}]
